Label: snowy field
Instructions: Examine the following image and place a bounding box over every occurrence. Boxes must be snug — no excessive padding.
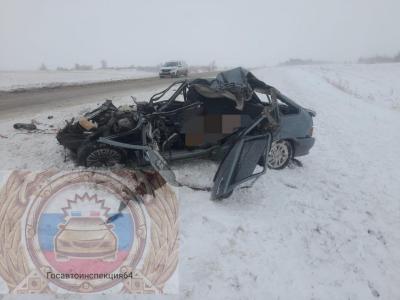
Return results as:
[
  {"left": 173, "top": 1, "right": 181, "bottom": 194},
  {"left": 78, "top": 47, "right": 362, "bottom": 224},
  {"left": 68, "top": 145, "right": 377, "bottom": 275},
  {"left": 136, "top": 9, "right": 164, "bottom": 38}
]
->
[
  {"left": 0, "top": 69, "right": 156, "bottom": 91},
  {"left": 0, "top": 63, "right": 399, "bottom": 299},
  {"left": 301, "top": 63, "right": 400, "bottom": 111}
]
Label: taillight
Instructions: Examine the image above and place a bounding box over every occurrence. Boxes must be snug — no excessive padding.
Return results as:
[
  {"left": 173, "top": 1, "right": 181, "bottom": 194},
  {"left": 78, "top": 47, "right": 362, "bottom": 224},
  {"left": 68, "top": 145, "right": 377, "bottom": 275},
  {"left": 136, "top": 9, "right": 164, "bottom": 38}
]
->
[{"left": 308, "top": 127, "right": 314, "bottom": 137}]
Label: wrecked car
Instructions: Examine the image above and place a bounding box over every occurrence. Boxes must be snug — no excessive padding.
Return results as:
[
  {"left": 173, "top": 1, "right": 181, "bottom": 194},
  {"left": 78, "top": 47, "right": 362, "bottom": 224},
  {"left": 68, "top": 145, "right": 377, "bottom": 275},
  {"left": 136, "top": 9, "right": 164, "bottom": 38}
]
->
[{"left": 57, "top": 67, "right": 315, "bottom": 199}]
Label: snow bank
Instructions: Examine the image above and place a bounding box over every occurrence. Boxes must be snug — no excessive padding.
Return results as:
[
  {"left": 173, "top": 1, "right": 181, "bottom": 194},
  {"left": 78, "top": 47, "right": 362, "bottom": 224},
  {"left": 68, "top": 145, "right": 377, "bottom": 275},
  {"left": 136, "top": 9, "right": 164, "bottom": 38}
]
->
[
  {"left": 295, "top": 63, "right": 400, "bottom": 111},
  {"left": 0, "top": 69, "right": 156, "bottom": 91}
]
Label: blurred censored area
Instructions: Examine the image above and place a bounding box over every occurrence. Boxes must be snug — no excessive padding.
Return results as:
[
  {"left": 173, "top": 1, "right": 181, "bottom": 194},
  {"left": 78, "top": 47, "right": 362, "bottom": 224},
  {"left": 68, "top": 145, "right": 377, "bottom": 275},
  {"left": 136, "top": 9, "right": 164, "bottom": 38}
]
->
[
  {"left": 180, "top": 77, "right": 266, "bottom": 147},
  {"left": 183, "top": 114, "right": 251, "bottom": 146}
]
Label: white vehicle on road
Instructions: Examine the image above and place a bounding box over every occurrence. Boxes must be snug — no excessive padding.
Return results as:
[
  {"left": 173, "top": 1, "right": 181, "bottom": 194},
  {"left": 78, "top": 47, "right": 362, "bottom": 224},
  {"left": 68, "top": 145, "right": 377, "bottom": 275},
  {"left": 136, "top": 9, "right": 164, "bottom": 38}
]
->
[{"left": 159, "top": 61, "right": 188, "bottom": 78}]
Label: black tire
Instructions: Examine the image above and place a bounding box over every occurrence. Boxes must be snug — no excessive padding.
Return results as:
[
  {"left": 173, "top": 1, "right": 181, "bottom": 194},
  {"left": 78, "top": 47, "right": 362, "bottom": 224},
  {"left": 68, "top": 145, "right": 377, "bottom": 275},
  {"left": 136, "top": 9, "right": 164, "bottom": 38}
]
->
[
  {"left": 267, "top": 140, "right": 293, "bottom": 170},
  {"left": 77, "top": 142, "right": 127, "bottom": 167}
]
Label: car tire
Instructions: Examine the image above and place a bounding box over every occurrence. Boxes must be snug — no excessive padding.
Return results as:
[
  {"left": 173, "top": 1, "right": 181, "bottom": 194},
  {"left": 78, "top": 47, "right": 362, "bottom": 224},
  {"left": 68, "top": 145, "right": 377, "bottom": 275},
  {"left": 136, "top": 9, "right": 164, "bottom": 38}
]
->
[
  {"left": 77, "top": 142, "right": 127, "bottom": 167},
  {"left": 267, "top": 140, "right": 293, "bottom": 170}
]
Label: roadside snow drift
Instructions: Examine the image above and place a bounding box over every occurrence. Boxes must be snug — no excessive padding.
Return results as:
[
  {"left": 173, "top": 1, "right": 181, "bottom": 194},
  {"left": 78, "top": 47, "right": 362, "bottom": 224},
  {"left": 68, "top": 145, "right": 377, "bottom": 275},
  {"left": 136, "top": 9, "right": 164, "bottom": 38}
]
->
[
  {"left": 0, "top": 63, "right": 399, "bottom": 299},
  {"left": 0, "top": 69, "right": 156, "bottom": 91}
]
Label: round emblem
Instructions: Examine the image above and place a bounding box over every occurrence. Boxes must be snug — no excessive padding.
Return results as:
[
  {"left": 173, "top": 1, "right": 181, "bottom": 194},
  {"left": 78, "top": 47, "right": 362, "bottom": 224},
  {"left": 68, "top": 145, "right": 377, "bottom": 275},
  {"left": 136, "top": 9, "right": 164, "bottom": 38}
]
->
[
  {"left": 25, "top": 171, "right": 147, "bottom": 293},
  {"left": 0, "top": 169, "right": 178, "bottom": 294}
]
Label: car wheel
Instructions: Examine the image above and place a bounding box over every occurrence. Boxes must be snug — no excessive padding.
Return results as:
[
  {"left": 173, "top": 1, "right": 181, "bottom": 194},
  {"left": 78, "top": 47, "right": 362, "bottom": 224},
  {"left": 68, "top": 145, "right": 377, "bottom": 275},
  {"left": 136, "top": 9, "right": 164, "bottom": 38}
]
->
[
  {"left": 77, "top": 142, "right": 127, "bottom": 167},
  {"left": 267, "top": 140, "right": 293, "bottom": 170}
]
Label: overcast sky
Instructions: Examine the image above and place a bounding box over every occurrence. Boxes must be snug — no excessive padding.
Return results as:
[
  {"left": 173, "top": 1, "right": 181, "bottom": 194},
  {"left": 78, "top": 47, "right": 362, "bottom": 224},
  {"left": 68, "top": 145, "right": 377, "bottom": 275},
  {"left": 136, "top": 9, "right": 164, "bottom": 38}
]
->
[{"left": 1, "top": 0, "right": 400, "bottom": 70}]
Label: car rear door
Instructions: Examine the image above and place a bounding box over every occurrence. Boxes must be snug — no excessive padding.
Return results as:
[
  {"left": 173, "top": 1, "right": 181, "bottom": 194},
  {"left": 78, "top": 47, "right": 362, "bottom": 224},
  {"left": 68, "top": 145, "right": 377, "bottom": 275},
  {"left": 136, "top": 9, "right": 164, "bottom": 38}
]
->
[{"left": 211, "top": 132, "right": 272, "bottom": 200}]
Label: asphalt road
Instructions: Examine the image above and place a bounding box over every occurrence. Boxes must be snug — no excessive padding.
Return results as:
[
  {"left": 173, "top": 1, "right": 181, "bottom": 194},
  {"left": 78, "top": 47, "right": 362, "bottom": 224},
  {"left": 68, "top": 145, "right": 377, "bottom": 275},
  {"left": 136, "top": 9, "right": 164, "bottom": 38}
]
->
[{"left": 0, "top": 72, "right": 216, "bottom": 119}]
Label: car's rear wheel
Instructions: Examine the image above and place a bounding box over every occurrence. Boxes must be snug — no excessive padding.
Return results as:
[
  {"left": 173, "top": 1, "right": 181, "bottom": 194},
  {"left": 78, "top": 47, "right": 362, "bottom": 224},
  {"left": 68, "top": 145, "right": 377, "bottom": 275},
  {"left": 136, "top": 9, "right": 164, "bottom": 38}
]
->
[
  {"left": 267, "top": 140, "right": 293, "bottom": 170},
  {"left": 77, "top": 142, "right": 127, "bottom": 167}
]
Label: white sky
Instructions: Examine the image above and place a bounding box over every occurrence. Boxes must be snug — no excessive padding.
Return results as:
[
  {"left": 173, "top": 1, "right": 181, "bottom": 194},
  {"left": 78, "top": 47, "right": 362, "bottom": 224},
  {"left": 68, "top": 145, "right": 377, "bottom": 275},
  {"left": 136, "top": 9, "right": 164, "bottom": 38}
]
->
[{"left": 1, "top": 0, "right": 400, "bottom": 70}]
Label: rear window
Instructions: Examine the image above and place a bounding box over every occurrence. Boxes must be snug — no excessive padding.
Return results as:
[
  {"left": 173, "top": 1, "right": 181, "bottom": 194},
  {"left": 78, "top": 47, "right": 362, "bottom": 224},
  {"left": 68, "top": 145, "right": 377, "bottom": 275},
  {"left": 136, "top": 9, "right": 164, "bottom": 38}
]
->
[
  {"left": 164, "top": 61, "right": 178, "bottom": 67},
  {"left": 277, "top": 95, "right": 300, "bottom": 115}
]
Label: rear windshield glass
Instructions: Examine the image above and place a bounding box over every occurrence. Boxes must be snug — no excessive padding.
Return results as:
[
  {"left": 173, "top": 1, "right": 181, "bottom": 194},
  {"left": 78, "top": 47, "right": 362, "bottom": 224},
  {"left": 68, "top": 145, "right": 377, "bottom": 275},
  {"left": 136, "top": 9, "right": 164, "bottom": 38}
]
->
[{"left": 164, "top": 61, "right": 179, "bottom": 67}]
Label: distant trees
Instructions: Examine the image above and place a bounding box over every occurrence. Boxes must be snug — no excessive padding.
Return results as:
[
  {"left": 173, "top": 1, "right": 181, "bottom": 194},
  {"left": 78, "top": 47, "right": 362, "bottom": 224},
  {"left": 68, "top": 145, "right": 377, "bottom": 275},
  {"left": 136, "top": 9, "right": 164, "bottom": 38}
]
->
[
  {"left": 358, "top": 56, "right": 393, "bottom": 64},
  {"left": 279, "top": 53, "right": 400, "bottom": 66},
  {"left": 74, "top": 63, "right": 93, "bottom": 70},
  {"left": 358, "top": 52, "right": 400, "bottom": 64},
  {"left": 100, "top": 60, "right": 108, "bottom": 69},
  {"left": 39, "top": 63, "right": 48, "bottom": 71},
  {"left": 40, "top": 63, "right": 106, "bottom": 71},
  {"left": 395, "top": 52, "right": 400, "bottom": 62},
  {"left": 209, "top": 60, "right": 217, "bottom": 71},
  {"left": 279, "top": 58, "right": 326, "bottom": 66}
]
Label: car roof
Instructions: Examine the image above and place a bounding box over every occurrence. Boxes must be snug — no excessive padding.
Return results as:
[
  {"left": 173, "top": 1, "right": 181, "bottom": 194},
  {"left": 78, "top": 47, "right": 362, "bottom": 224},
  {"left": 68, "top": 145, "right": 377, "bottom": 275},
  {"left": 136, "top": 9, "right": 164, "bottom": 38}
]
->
[{"left": 188, "top": 67, "right": 275, "bottom": 110}]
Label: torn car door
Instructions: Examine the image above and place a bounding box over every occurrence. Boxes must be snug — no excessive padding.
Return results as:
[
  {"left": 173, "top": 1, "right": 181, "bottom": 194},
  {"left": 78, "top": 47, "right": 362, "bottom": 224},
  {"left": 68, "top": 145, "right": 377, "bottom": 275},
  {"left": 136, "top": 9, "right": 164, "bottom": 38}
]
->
[{"left": 211, "top": 132, "right": 272, "bottom": 200}]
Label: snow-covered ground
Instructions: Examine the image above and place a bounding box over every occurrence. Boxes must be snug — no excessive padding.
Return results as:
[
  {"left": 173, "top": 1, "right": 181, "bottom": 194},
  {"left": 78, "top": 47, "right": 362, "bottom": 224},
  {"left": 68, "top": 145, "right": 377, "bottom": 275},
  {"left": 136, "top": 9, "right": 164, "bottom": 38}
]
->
[
  {"left": 299, "top": 63, "right": 400, "bottom": 111},
  {"left": 0, "top": 63, "right": 399, "bottom": 299},
  {"left": 0, "top": 69, "right": 156, "bottom": 91}
]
